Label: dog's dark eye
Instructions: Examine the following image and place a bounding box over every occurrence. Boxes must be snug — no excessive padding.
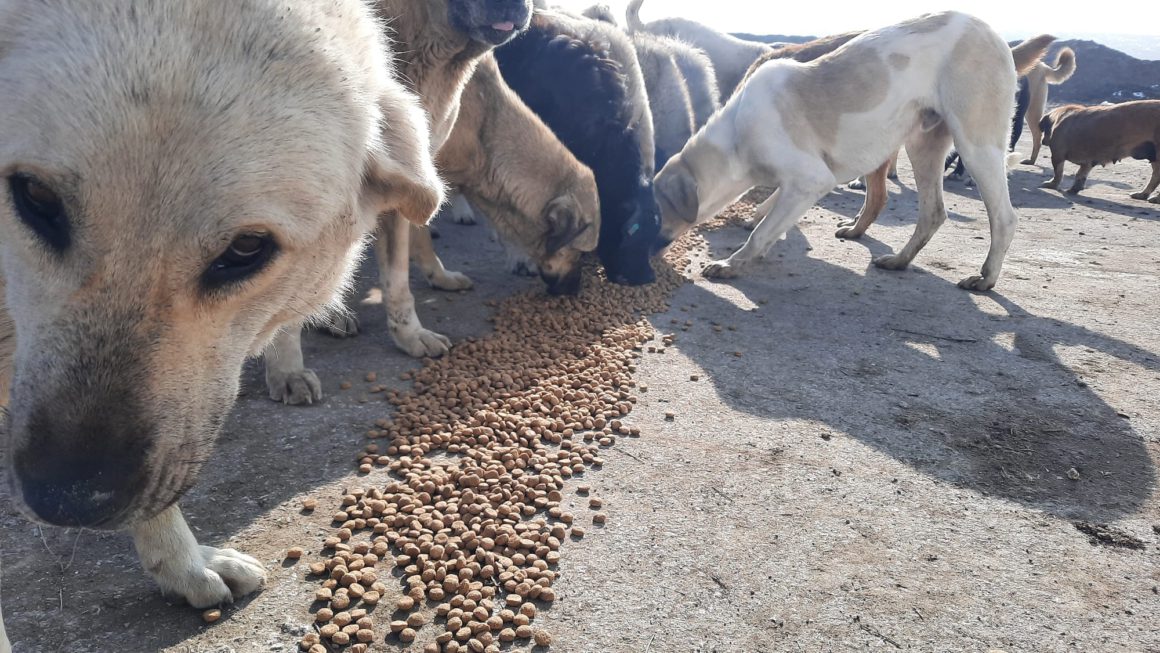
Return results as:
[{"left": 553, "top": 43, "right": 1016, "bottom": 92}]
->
[
  {"left": 7, "top": 174, "right": 70, "bottom": 251},
  {"left": 201, "top": 233, "right": 277, "bottom": 290}
]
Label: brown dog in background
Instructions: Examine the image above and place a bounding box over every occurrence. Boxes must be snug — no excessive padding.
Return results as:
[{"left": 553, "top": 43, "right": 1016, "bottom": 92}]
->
[{"left": 1039, "top": 100, "right": 1160, "bottom": 201}]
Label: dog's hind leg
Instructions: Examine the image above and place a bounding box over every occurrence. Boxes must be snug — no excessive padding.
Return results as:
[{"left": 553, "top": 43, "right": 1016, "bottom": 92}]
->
[
  {"left": 1130, "top": 161, "right": 1160, "bottom": 200},
  {"left": 1066, "top": 163, "right": 1092, "bottom": 195},
  {"left": 133, "top": 505, "right": 266, "bottom": 608},
  {"left": 263, "top": 328, "right": 323, "bottom": 405},
  {"left": 703, "top": 182, "right": 829, "bottom": 279},
  {"left": 954, "top": 143, "right": 1021, "bottom": 291},
  {"left": 875, "top": 124, "right": 953, "bottom": 272},
  {"left": 836, "top": 161, "right": 891, "bottom": 240},
  {"left": 377, "top": 215, "right": 452, "bottom": 358},
  {"left": 887, "top": 149, "right": 900, "bottom": 180},
  {"left": 410, "top": 227, "right": 474, "bottom": 291}
]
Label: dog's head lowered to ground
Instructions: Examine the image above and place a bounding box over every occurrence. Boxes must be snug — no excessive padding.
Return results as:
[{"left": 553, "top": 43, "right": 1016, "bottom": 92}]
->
[{"left": 0, "top": 0, "right": 442, "bottom": 529}]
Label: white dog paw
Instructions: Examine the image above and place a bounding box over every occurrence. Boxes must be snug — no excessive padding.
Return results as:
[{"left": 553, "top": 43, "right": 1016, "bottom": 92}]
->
[
  {"left": 702, "top": 260, "right": 741, "bottom": 279},
  {"left": 834, "top": 223, "right": 864, "bottom": 240},
  {"left": 847, "top": 179, "right": 867, "bottom": 190},
  {"left": 427, "top": 269, "right": 474, "bottom": 291},
  {"left": 266, "top": 369, "right": 322, "bottom": 405},
  {"left": 450, "top": 201, "right": 477, "bottom": 225},
  {"left": 957, "top": 275, "right": 996, "bottom": 291},
  {"left": 322, "top": 313, "right": 360, "bottom": 338},
  {"left": 872, "top": 254, "right": 910, "bottom": 271},
  {"left": 394, "top": 327, "right": 452, "bottom": 359},
  {"left": 172, "top": 547, "right": 266, "bottom": 608}
]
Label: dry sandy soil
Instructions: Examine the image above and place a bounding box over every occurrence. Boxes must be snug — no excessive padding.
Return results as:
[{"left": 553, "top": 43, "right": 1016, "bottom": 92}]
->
[{"left": 3, "top": 133, "right": 1159, "bottom": 653}]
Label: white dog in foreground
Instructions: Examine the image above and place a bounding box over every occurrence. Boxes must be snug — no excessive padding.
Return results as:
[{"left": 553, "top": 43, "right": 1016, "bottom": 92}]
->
[
  {"left": 654, "top": 12, "right": 1053, "bottom": 291},
  {"left": 0, "top": 1, "right": 442, "bottom": 650}
]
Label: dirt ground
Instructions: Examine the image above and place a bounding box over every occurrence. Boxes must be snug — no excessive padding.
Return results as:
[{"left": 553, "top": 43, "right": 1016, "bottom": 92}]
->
[{"left": 3, "top": 132, "right": 1159, "bottom": 653}]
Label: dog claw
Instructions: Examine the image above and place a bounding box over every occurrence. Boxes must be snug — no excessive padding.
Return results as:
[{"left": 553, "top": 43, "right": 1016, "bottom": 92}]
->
[
  {"left": 168, "top": 546, "right": 266, "bottom": 609},
  {"left": 872, "top": 254, "right": 909, "bottom": 271},
  {"left": 323, "top": 313, "right": 360, "bottom": 338},
  {"left": 835, "top": 224, "right": 864, "bottom": 240},
  {"left": 957, "top": 275, "right": 996, "bottom": 291},
  {"left": 702, "top": 260, "right": 740, "bottom": 279},
  {"left": 394, "top": 327, "right": 452, "bottom": 359},
  {"left": 428, "top": 270, "right": 474, "bottom": 291},
  {"left": 266, "top": 369, "right": 323, "bottom": 406}
]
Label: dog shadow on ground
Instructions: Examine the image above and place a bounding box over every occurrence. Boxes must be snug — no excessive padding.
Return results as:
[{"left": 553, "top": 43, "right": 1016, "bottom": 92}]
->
[
  {"left": 942, "top": 167, "right": 1158, "bottom": 221},
  {"left": 667, "top": 225, "right": 1157, "bottom": 523}
]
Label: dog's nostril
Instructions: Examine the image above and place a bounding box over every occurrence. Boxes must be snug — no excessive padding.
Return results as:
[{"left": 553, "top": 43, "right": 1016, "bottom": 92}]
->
[{"left": 16, "top": 451, "right": 145, "bottom": 528}]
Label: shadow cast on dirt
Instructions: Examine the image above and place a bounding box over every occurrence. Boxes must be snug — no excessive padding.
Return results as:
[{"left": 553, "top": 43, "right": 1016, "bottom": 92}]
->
[{"left": 672, "top": 225, "right": 1156, "bottom": 523}]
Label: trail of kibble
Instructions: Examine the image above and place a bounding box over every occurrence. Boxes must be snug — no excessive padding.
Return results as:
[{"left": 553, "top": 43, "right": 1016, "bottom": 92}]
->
[{"left": 297, "top": 232, "right": 714, "bottom": 652}]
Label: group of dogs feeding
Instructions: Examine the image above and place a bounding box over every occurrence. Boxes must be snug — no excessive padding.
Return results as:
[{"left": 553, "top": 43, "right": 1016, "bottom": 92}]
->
[{"left": 0, "top": 0, "right": 1157, "bottom": 650}]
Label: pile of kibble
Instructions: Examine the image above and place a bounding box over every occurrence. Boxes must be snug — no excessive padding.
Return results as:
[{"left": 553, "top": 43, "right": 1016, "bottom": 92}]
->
[{"left": 297, "top": 231, "right": 717, "bottom": 652}]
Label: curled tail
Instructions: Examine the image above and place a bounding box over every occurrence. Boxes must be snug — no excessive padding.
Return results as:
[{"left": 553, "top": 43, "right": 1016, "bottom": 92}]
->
[
  {"left": 1011, "top": 34, "right": 1056, "bottom": 76},
  {"left": 1046, "top": 47, "right": 1076, "bottom": 83},
  {"left": 626, "top": 0, "right": 645, "bottom": 33}
]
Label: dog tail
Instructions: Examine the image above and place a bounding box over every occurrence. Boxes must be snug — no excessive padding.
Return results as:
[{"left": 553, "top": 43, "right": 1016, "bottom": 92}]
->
[
  {"left": 626, "top": 0, "right": 645, "bottom": 33},
  {"left": 1045, "top": 47, "right": 1076, "bottom": 84},
  {"left": 1010, "top": 34, "right": 1055, "bottom": 76}
]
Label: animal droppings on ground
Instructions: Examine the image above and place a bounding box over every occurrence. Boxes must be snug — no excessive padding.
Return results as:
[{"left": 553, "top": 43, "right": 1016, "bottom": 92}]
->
[{"left": 297, "top": 235, "right": 704, "bottom": 650}]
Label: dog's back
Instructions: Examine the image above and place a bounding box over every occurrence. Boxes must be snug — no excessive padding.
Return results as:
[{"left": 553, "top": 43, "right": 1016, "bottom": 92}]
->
[{"left": 1043, "top": 101, "right": 1160, "bottom": 165}]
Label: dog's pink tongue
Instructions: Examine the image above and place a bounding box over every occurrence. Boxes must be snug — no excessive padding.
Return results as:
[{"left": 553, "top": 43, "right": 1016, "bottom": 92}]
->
[{"left": 492, "top": 21, "right": 516, "bottom": 31}]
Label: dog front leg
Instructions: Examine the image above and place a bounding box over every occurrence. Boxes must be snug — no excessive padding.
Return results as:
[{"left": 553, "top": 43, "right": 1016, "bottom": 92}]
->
[
  {"left": 133, "top": 505, "right": 266, "bottom": 609},
  {"left": 703, "top": 186, "right": 826, "bottom": 279},
  {"left": 410, "top": 227, "right": 473, "bottom": 291},
  {"left": 1, "top": 598, "right": 10, "bottom": 653},
  {"left": 376, "top": 215, "right": 452, "bottom": 358},
  {"left": 263, "top": 327, "right": 322, "bottom": 405},
  {"left": 836, "top": 161, "right": 891, "bottom": 240},
  {"left": 1066, "top": 163, "right": 1092, "bottom": 195},
  {"left": 1130, "top": 161, "right": 1160, "bottom": 201},
  {"left": 1041, "top": 153, "right": 1065, "bottom": 190}
]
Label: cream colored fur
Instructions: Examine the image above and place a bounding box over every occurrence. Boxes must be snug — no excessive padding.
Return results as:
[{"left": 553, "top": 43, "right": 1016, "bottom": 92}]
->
[
  {"left": 654, "top": 13, "right": 1050, "bottom": 292},
  {"left": 1021, "top": 47, "right": 1077, "bottom": 164},
  {"left": 0, "top": 0, "right": 441, "bottom": 648}
]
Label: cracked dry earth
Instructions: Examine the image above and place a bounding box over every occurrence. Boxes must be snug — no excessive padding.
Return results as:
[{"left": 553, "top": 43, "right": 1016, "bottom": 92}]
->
[{"left": 2, "top": 131, "right": 1159, "bottom": 653}]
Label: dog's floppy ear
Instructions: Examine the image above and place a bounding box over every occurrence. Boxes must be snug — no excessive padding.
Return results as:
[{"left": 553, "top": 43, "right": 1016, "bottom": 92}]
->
[
  {"left": 544, "top": 196, "right": 598, "bottom": 254},
  {"left": 362, "top": 93, "right": 446, "bottom": 225},
  {"left": 655, "top": 165, "right": 700, "bottom": 224}
]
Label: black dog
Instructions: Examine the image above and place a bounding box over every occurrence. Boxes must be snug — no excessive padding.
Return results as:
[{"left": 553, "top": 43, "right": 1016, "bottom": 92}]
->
[
  {"left": 946, "top": 76, "right": 1031, "bottom": 183},
  {"left": 495, "top": 11, "right": 659, "bottom": 286}
]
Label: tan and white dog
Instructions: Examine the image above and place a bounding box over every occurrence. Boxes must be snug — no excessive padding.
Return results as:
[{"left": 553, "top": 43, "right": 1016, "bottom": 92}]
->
[
  {"left": 1021, "top": 47, "right": 1077, "bottom": 165},
  {"left": 654, "top": 12, "right": 1052, "bottom": 291},
  {"left": 0, "top": 0, "right": 442, "bottom": 649},
  {"left": 262, "top": 0, "right": 536, "bottom": 406}
]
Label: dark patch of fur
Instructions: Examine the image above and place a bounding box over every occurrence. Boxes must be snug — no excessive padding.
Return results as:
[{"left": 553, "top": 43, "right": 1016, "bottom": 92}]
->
[{"left": 496, "top": 13, "right": 658, "bottom": 285}]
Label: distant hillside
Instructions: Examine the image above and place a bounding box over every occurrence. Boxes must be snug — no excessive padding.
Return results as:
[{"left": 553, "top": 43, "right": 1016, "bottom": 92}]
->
[
  {"left": 1042, "top": 40, "right": 1160, "bottom": 103},
  {"left": 733, "top": 33, "right": 1160, "bottom": 105}
]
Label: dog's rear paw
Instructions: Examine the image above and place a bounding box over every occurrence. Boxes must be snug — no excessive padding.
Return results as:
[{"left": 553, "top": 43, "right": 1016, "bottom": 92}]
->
[
  {"left": 835, "top": 223, "right": 864, "bottom": 240},
  {"left": 394, "top": 327, "right": 451, "bottom": 359},
  {"left": 872, "top": 254, "right": 909, "bottom": 271},
  {"left": 266, "top": 369, "right": 323, "bottom": 405},
  {"left": 846, "top": 179, "right": 866, "bottom": 191},
  {"left": 702, "top": 260, "right": 740, "bottom": 279},
  {"left": 1129, "top": 191, "right": 1151, "bottom": 200},
  {"left": 428, "top": 269, "right": 474, "bottom": 291},
  {"left": 174, "top": 547, "right": 266, "bottom": 608},
  {"left": 322, "top": 313, "right": 360, "bottom": 338},
  {"left": 957, "top": 275, "right": 996, "bottom": 291},
  {"left": 1040, "top": 181, "right": 1059, "bottom": 190}
]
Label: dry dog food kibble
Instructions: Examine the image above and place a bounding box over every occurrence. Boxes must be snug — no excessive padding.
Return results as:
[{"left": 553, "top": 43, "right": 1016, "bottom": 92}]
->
[
  {"left": 202, "top": 609, "right": 221, "bottom": 624},
  {"left": 298, "top": 240, "right": 701, "bottom": 649}
]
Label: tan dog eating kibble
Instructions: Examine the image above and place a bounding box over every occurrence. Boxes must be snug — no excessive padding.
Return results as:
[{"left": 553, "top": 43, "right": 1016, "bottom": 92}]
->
[{"left": 0, "top": 1, "right": 443, "bottom": 649}]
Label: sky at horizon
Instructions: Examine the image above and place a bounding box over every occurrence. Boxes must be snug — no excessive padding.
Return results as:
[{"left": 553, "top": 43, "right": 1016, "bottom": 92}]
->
[{"left": 552, "top": 1, "right": 1160, "bottom": 39}]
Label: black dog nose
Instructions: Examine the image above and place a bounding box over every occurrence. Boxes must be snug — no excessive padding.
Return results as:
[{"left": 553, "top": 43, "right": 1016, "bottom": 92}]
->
[
  {"left": 16, "top": 447, "right": 147, "bottom": 527},
  {"left": 11, "top": 400, "right": 152, "bottom": 528}
]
